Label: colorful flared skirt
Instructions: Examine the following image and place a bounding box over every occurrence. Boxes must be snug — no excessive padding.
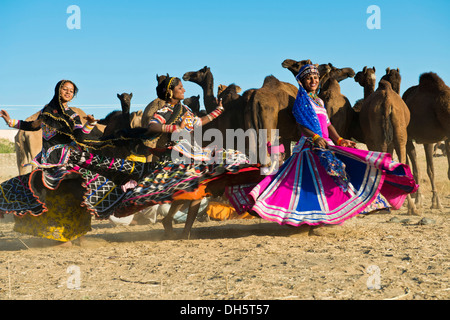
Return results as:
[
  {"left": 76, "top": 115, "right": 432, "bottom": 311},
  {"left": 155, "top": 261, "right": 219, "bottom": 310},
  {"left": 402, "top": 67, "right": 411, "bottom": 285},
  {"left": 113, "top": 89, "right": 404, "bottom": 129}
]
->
[
  {"left": 66, "top": 145, "right": 260, "bottom": 218},
  {"left": 235, "top": 137, "right": 417, "bottom": 226}
]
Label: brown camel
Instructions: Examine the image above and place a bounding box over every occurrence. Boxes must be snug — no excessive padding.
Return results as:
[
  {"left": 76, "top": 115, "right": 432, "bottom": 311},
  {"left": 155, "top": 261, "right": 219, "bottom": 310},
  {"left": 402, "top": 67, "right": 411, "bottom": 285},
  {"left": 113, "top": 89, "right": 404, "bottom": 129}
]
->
[
  {"left": 183, "top": 66, "right": 218, "bottom": 113},
  {"left": 357, "top": 68, "right": 418, "bottom": 215},
  {"left": 281, "top": 59, "right": 312, "bottom": 76},
  {"left": 182, "top": 67, "right": 253, "bottom": 153},
  {"left": 402, "top": 72, "right": 450, "bottom": 210},
  {"left": 244, "top": 75, "right": 299, "bottom": 164},
  {"left": 353, "top": 66, "right": 377, "bottom": 111},
  {"left": 318, "top": 63, "right": 355, "bottom": 139},
  {"left": 14, "top": 111, "right": 42, "bottom": 175},
  {"left": 183, "top": 95, "right": 201, "bottom": 115},
  {"left": 216, "top": 83, "right": 247, "bottom": 139},
  {"left": 350, "top": 66, "right": 377, "bottom": 143}
]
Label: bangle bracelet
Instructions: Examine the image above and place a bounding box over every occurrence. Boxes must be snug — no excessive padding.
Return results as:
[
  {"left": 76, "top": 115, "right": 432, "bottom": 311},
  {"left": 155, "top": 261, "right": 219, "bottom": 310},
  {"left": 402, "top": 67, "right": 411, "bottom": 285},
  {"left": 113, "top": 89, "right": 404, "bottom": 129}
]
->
[
  {"left": 312, "top": 134, "right": 320, "bottom": 142},
  {"left": 337, "top": 137, "right": 344, "bottom": 146}
]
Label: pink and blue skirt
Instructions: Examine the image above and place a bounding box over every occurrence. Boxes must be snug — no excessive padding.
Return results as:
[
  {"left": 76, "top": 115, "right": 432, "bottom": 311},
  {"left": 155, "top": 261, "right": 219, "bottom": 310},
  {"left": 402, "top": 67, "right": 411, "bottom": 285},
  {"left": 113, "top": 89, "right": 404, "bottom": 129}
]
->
[{"left": 228, "top": 137, "right": 418, "bottom": 226}]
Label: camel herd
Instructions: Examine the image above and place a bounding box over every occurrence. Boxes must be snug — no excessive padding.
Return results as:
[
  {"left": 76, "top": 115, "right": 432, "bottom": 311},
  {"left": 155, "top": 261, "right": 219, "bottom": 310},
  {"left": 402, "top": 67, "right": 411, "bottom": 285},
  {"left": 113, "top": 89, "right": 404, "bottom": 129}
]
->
[{"left": 14, "top": 59, "right": 450, "bottom": 217}]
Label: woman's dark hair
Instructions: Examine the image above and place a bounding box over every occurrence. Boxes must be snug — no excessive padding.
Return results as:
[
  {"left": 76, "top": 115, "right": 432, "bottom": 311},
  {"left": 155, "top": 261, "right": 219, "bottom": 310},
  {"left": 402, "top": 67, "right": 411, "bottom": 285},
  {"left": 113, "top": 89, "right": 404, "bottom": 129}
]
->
[{"left": 156, "top": 76, "right": 181, "bottom": 101}]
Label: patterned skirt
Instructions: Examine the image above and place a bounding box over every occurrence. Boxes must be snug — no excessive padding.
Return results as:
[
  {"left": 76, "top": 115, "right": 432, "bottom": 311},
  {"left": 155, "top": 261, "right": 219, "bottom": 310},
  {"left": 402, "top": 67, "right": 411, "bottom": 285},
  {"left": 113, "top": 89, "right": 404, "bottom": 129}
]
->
[
  {"left": 66, "top": 148, "right": 260, "bottom": 219},
  {"left": 0, "top": 140, "right": 259, "bottom": 240},
  {"left": 230, "top": 137, "right": 418, "bottom": 226},
  {"left": 0, "top": 172, "right": 92, "bottom": 241}
]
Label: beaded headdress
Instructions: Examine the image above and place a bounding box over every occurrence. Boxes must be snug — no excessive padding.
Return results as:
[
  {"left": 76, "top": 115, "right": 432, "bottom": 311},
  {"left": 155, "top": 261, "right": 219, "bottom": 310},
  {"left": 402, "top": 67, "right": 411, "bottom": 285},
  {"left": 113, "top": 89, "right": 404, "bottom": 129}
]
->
[{"left": 296, "top": 64, "right": 319, "bottom": 82}]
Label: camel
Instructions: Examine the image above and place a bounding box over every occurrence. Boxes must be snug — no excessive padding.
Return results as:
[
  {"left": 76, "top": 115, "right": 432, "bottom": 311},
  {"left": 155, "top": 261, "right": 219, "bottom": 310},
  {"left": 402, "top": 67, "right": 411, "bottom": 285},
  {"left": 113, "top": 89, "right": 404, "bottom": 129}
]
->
[
  {"left": 242, "top": 74, "right": 303, "bottom": 165},
  {"left": 354, "top": 66, "right": 377, "bottom": 109},
  {"left": 97, "top": 92, "right": 143, "bottom": 159},
  {"left": 402, "top": 72, "right": 450, "bottom": 210},
  {"left": 350, "top": 66, "right": 377, "bottom": 143},
  {"left": 14, "top": 111, "right": 42, "bottom": 175},
  {"left": 182, "top": 66, "right": 252, "bottom": 153},
  {"left": 357, "top": 67, "right": 418, "bottom": 215},
  {"left": 183, "top": 66, "right": 218, "bottom": 113},
  {"left": 317, "top": 63, "right": 355, "bottom": 138},
  {"left": 183, "top": 95, "right": 201, "bottom": 115},
  {"left": 216, "top": 83, "right": 247, "bottom": 138},
  {"left": 281, "top": 59, "right": 312, "bottom": 77}
]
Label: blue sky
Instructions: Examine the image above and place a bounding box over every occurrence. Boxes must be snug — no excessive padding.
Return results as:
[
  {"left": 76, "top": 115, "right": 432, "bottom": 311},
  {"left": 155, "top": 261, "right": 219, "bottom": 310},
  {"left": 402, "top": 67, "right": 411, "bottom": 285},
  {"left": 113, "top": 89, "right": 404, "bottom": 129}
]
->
[{"left": 0, "top": 0, "right": 449, "bottom": 129}]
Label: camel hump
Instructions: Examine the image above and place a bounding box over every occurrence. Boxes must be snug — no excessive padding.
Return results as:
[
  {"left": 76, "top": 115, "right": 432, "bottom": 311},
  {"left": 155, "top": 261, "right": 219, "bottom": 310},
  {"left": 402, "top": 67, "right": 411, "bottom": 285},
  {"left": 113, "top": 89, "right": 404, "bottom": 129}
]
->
[
  {"left": 419, "top": 72, "right": 448, "bottom": 91},
  {"left": 378, "top": 79, "right": 393, "bottom": 91},
  {"left": 262, "top": 75, "right": 281, "bottom": 88}
]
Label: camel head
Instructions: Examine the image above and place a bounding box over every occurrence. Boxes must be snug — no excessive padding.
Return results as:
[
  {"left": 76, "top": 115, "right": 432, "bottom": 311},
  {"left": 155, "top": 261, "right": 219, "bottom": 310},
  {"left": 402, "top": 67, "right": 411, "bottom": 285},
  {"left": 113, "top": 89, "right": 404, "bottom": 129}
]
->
[
  {"left": 217, "top": 84, "right": 227, "bottom": 97},
  {"left": 156, "top": 73, "right": 170, "bottom": 85},
  {"left": 182, "top": 66, "right": 211, "bottom": 86},
  {"left": 281, "top": 59, "right": 312, "bottom": 77},
  {"left": 218, "top": 83, "right": 242, "bottom": 106},
  {"left": 354, "top": 66, "right": 376, "bottom": 90},
  {"left": 117, "top": 92, "right": 133, "bottom": 108},
  {"left": 326, "top": 63, "right": 355, "bottom": 82},
  {"left": 183, "top": 95, "right": 201, "bottom": 115},
  {"left": 380, "top": 67, "right": 401, "bottom": 94},
  {"left": 317, "top": 64, "right": 332, "bottom": 78},
  {"left": 130, "top": 110, "right": 143, "bottom": 129}
]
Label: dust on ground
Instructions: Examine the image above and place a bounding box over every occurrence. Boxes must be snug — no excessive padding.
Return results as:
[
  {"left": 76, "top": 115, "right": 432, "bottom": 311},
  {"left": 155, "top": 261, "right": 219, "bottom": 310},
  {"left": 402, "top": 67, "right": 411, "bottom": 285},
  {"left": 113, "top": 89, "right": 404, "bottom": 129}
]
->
[{"left": 0, "top": 144, "right": 448, "bottom": 300}]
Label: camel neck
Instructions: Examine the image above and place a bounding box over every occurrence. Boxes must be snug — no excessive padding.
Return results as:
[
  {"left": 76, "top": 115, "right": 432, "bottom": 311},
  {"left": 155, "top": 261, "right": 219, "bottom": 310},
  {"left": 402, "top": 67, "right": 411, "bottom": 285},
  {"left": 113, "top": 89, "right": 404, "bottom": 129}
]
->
[
  {"left": 364, "top": 86, "right": 374, "bottom": 99},
  {"left": 202, "top": 73, "right": 217, "bottom": 112}
]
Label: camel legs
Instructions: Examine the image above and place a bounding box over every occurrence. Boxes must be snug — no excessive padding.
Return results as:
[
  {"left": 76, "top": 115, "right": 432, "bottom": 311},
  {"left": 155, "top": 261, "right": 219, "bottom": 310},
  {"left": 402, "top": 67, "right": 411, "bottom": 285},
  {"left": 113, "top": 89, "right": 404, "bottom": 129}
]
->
[
  {"left": 445, "top": 139, "right": 450, "bottom": 180},
  {"left": 406, "top": 140, "right": 423, "bottom": 208},
  {"left": 424, "top": 143, "right": 443, "bottom": 210},
  {"left": 395, "top": 140, "right": 419, "bottom": 216}
]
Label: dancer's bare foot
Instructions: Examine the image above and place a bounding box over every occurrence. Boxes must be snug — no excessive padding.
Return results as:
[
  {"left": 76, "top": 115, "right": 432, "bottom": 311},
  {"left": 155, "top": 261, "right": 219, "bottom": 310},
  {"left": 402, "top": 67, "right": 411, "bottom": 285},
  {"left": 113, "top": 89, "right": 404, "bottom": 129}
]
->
[
  {"left": 162, "top": 217, "right": 177, "bottom": 239},
  {"left": 56, "top": 240, "right": 73, "bottom": 247}
]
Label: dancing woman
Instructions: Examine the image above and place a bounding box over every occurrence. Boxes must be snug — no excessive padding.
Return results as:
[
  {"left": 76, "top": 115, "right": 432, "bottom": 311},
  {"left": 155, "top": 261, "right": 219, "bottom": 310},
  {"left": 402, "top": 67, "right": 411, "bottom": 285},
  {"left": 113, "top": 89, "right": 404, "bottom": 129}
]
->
[
  {"left": 66, "top": 75, "right": 259, "bottom": 238},
  {"left": 247, "top": 64, "right": 418, "bottom": 226},
  {"left": 0, "top": 80, "right": 102, "bottom": 242}
]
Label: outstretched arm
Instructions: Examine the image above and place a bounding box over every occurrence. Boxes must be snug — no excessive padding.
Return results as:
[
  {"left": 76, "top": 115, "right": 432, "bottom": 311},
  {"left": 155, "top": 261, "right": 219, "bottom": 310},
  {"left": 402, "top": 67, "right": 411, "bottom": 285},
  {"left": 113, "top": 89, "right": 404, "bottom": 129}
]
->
[
  {"left": 199, "top": 99, "right": 224, "bottom": 126},
  {"left": 0, "top": 109, "right": 42, "bottom": 131}
]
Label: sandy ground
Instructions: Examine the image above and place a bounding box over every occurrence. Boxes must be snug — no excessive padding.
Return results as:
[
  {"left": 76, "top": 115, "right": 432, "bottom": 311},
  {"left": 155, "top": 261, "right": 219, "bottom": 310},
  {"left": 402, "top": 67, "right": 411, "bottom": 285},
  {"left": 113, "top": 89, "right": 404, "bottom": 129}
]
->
[{"left": 0, "top": 144, "right": 448, "bottom": 301}]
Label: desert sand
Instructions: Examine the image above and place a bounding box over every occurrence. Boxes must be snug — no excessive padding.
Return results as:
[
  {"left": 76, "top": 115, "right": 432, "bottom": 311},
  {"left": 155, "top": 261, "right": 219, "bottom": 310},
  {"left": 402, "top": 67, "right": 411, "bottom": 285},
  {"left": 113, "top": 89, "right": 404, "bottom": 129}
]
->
[{"left": 0, "top": 143, "right": 448, "bottom": 301}]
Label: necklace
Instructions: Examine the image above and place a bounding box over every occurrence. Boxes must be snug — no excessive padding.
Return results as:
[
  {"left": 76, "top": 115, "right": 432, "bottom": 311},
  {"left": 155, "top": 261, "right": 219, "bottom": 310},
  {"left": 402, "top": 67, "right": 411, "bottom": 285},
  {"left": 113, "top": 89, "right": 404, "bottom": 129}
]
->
[{"left": 308, "top": 92, "right": 322, "bottom": 106}]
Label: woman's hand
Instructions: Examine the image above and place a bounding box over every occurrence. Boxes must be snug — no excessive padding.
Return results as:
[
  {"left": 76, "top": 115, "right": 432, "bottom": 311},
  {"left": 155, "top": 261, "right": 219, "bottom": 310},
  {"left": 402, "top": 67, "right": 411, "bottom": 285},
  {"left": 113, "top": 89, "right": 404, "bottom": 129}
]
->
[
  {"left": 84, "top": 114, "right": 98, "bottom": 124},
  {"left": 0, "top": 110, "right": 11, "bottom": 124},
  {"left": 314, "top": 136, "right": 328, "bottom": 149},
  {"left": 339, "top": 138, "right": 357, "bottom": 148}
]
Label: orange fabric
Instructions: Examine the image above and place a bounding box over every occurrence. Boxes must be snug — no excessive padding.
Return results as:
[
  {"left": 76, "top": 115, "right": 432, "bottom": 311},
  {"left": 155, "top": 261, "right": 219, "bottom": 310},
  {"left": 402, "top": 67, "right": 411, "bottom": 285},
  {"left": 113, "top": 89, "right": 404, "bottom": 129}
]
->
[
  {"left": 172, "top": 184, "right": 210, "bottom": 200},
  {"left": 206, "top": 202, "right": 256, "bottom": 220}
]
